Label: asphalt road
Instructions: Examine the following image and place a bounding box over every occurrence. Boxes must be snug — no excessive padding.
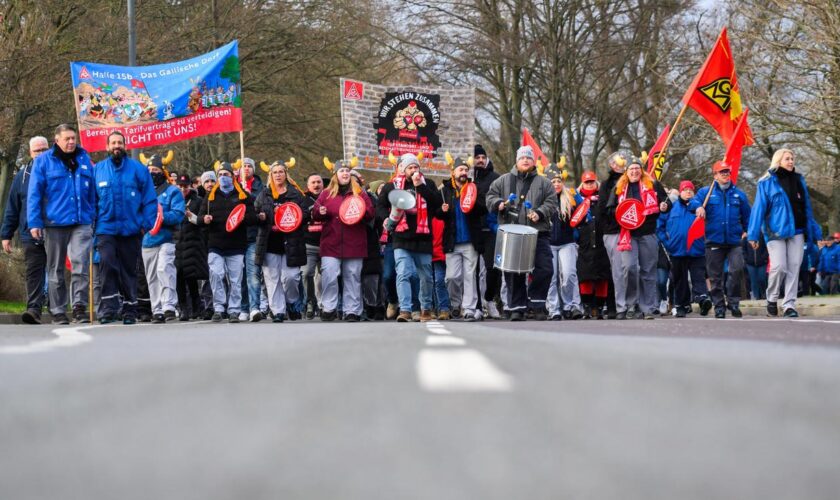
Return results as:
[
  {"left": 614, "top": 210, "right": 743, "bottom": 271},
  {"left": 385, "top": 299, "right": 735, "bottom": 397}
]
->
[{"left": 1, "top": 315, "right": 839, "bottom": 500}]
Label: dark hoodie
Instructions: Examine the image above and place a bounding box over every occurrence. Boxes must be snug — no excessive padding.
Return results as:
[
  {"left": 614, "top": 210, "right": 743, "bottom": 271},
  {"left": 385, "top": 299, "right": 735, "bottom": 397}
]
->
[{"left": 474, "top": 159, "right": 499, "bottom": 231}]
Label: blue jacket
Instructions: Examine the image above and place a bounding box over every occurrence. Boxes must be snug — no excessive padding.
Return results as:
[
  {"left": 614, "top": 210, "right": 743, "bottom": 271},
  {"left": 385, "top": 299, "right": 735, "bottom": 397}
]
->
[
  {"left": 142, "top": 183, "right": 186, "bottom": 248},
  {"left": 747, "top": 169, "right": 821, "bottom": 244},
  {"left": 93, "top": 157, "right": 158, "bottom": 237},
  {"left": 692, "top": 183, "right": 751, "bottom": 246},
  {"left": 27, "top": 145, "right": 96, "bottom": 229},
  {"left": 818, "top": 244, "right": 840, "bottom": 274},
  {"left": 656, "top": 197, "right": 704, "bottom": 257},
  {"left": 1, "top": 164, "right": 37, "bottom": 244}
]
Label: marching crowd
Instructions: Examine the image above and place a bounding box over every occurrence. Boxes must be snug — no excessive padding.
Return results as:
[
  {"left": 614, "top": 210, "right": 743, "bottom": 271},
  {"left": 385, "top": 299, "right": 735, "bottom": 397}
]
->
[{"left": 3, "top": 124, "right": 839, "bottom": 326}]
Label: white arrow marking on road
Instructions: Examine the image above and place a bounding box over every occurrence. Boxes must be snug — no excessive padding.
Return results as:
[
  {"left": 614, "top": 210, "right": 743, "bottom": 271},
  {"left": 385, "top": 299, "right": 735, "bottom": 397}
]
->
[
  {"left": 0, "top": 325, "right": 96, "bottom": 355},
  {"left": 417, "top": 349, "right": 513, "bottom": 392},
  {"left": 426, "top": 336, "right": 466, "bottom": 346}
]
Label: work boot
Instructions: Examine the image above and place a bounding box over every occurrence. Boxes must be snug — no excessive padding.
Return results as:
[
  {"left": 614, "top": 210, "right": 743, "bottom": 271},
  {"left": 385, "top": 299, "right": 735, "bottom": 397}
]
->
[
  {"left": 419, "top": 309, "right": 434, "bottom": 322},
  {"left": 766, "top": 301, "right": 778, "bottom": 317},
  {"left": 22, "top": 309, "right": 41, "bottom": 325},
  {"left": 396, "top": 311, "right": 412, "bottom": 322},
  {"left": 72, "top": 305, "right": 89, "bottom": 324},
  {"left": 386, "top": 303, "right": 399, "bottom": 320}
]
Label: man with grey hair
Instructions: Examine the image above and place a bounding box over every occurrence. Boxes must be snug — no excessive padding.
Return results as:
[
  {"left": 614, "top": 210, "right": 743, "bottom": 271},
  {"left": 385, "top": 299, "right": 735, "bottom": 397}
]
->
[
  {"left": 487, "top": 145, "right": 558, "bottom": 321},
  {"left": 27, "top": 124, "right": 97, "bottom": 325},
  {"left": 1, "top": 136, "right": 51, "bottom": 324}
]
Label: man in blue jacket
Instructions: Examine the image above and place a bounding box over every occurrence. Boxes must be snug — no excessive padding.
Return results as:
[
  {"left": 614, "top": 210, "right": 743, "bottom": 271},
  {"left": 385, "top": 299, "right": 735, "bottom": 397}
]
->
[
  {"left": 94, "top": 131, "right": 158, "bottom": 324},
  {"left": 693, "top": 161, "right": 752, "bottom": 319},
  {"left": 657, "top": 180, "right": 711, "bottom": 317},
  {"left": 27, "top": 124, "right": 97, "bottom": 325},
  {"left": 141, "top": 154, "right": 185, "bottom": 323},
  {"left": 2, "top": 136, "right": 50, "bottom": 324}
]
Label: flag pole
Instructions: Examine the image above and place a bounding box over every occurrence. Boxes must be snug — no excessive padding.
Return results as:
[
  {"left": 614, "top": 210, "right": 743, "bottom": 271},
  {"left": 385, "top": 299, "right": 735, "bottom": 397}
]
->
[
  {"left": 89, "top": 248, "right": 95, "bottom": 323},
  {"left": 655, "top": 103, "right": 689, "bottom": 180},
  {"left": 239, "top": 130, "right": 246, "bottom": 184}
]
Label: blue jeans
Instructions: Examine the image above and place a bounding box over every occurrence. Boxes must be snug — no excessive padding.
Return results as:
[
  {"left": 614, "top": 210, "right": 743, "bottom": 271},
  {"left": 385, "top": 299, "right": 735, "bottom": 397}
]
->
[
  {"left": 394, "top": 248, "right": 432, "bottom": 312},
  {"left": 432, "top": 261, "right": 450, "bottom": 312},
  {"left": 382, "top": 244, "right": 398, "bottom": 305},
  {"left": 746, "top": 264, "right": 767, "bottom": 300},
  {"left": 241, "top": 243, "right": 263, "bottom": 312}
]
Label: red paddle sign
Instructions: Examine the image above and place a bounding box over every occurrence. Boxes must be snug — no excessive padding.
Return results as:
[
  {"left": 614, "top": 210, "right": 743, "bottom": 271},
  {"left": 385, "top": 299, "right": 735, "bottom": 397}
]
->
[
  {"left": 274, "top": 202, "right": 303, "bottom": 233},
  {"left": 339, "top": 195, "right": 365, "bottom": 225},
  {"left": 225, "top": 203, "right": 247, "bottom": 232},
  {"left": 150, "top": 203, "right": 164, "bottom": 235},
  {"left": 569, "top": 197, "right": 591, "bottom": 228},
  {"left": 460, "top": 182, "right": 478, "bottom": 213},
  {"left": 615, "top": 198, "right": 645, "bottom": 230}
]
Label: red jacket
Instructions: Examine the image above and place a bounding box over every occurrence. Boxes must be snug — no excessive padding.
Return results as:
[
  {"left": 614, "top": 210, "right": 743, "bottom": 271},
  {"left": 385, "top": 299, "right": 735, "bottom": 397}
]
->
[
  {"left": 312, "top": 188, "right": 375, "bottom": 259},
  {"left": 432, "top": 217, "right": 445, "bottom": 262}
]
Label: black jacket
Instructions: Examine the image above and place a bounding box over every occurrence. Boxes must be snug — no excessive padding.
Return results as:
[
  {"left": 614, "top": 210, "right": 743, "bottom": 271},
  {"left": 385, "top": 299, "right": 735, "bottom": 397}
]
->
[
  {"left": 576, "top": 191, "right": 611, "bottom": 282},
  {"left": 473, "top": 160, "right": 500, "bottom": 231},
  {"left": 435, "top": 180, "right": 487, "bottom": 253},
  {"left": 175, "top": 189, "right": 209, "bottom": 280},
  {"left": 197, "top": 187, "right": 258, "bottom": 254},
  {"left": 597, "top": 170, "right": 623, "bottom": 235},
  {"left": 376, "top": 178, "right": 443, "bottom": 254},
  {"left": 604, "top": 179, "right": 669, "bottom": 237},
  {"left": 253, "top": 185, "right": 310, "bottom": 267}
]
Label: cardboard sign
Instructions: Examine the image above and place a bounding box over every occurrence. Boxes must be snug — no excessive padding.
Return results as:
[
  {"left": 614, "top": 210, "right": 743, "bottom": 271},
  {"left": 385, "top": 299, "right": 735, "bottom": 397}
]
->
[
  {"left": 569, "top": 197, "right": 590, "bottom": 228},
  {"left": 339, "top": 195, "right": 365, "bottom": 225},
  {"left": 274, "top": 202, "right": 303, "bottom": 233},
  {"left": 225, "top": 203, "right": 246, "bottom": 232},
  {"left": 460, "top": 182, "right": 478, "bottom": 213},
  {"left": 615, "top": 199, "right": 645, "bottom": 230},
  {"left": 150, "top": 203, "right": 164, "bottom": 235}
]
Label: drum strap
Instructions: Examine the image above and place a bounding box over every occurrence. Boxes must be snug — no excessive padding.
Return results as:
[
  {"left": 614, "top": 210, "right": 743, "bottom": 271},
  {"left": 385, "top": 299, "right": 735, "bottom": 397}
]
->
[{"left": 507, "top": 173, "right": 536, "bottom": 223}]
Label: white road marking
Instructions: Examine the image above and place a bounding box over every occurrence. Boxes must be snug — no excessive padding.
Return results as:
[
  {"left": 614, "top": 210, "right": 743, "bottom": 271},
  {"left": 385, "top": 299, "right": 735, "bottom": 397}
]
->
[
  {"left": 0, "top": 325, "right": 98, "bottom": 355},
  {"left": 425, "top": 321, "right": 452, "bottom": 335},
  {"left": 426, "top": 336, "right": 466, "bottom": 346},
  {"left": 417, "top": 349, "right": 513, "bottom": 392}
]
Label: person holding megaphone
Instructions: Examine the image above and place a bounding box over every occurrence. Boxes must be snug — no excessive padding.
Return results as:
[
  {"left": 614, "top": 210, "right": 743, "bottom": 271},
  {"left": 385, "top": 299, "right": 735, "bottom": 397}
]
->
[{"left": 376, "top": 153, "right": 443, "bottom": 322}]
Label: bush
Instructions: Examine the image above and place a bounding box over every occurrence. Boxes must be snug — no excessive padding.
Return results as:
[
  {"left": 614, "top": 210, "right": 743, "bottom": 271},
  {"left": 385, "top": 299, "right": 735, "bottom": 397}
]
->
[{"left": 0, "top": 248, "right": 27, "bottom": 301}]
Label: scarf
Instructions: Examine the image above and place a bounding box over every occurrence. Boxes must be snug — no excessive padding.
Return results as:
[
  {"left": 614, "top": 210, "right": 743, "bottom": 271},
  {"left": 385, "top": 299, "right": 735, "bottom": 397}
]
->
[
  {"left": 616, "top": 180, "right": 658, "bottom": 252},
  {"left": 392, "top": 174, "right": 429, "bottom": 234},
  {"left": 219, "top": 176, "right": 234, "bottom": 194}
]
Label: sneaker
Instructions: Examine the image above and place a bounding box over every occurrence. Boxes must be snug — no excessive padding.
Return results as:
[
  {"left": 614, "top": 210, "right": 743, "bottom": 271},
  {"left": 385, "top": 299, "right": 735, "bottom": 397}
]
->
[
  {"left": 321, "top": 310, "right": 337, "bottom": 322},
  {"left": 570, "top": 309, "right": 583, "bottom": 320},
  {"left": 675, "top": 307, "right": 687, "bottom": 318},
  {"left": 714, "top": 307, "right": 726, "bottom": 319},
  {"left": 396, "top": 311, "right": 412, "bottom": 322},
  {"left": 510, "top": 311, "right": 525, "bottom": 322},
  {"left": 99, "top": 315, "right": 117, "bottom": 324},
  {"left": 288, "top": 309, "right": 302, "bottom": 321},
  {"left": 122, "top": 316, "right": 136, "bottom": 325},
  {"left": 633, "top": 310, "right": 645, "bottom": 320},
  {"left": 72, "top": 306, "right": 90, "bottom": 324},
  {"left": 345, "top": 314, "right": 360, "bottom": 322},
  {"left": 437, "top": 310, "right": 451, "bottom": 321},
  {"left": 139, "top": 313, "right": 152, "bottom": 323},
  {"left": 766, "top": 301, "right": 779, "bottom": 317},
  {"left": 659, "top": 300, "right": 669, "bottom": 315},
  {"left": 238, "top": 312, "right": 249, "bottom": 322},
  {"left": 386, "top": 303, "right": 399, "bottom": 320},
  {"left": 164, "top": 310, "right": 177, "bottom": 322},
  {"left": 728, "top": 305, "right": 743, "bottom": 318},
  {"left": 203, "top": 310, "right": 214, "bottom": 321},
  {"left": 229, "top": 315, "right": 240, "bottom": 323},
  {"left": 486, "top": 302, "right": 501, "bottom": 319},
  {"left": 616, "top": 311, "right": 627, "bottom": 320},
  {"left": 783, "top": 308, "right": 799, "bottom": 318},
  {"left": 273, "top": 313, "right": 285, "bottom": 323},
  {"left": 305, "top": 304, "right": 316, "bottom": 320},
  {"left": 451, "top": 308, "right": 462, "bottom": 320},
  {"left": 21, "top": 309, "right": 41, "bottom": 325},
  {"left": 151, "top": 314, "right": 165, "bottom": 324},
  {"left": 179, "top": 314, "right": 190, "bottom": 322},
  {"left": 250, "top": 310, "right": 264, "bottom": 322},
  {"left": 211, "top": 312, "right": 223, "bottom": 323},
  {"left": 419, "top": 309, "right": 434, "bottom": 322},
  {"left": 52, "top": 313, "right": 70, "bottom": 325},
  {"left": 699, "top": 298, "right": 713, "bottom": 316},
  {"left": 549, "top": 314, "right": 563, "bottom": 321}
]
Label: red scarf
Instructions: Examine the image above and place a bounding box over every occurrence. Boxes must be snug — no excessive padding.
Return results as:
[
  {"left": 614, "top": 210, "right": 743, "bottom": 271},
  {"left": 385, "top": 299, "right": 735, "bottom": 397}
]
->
[
  {"left": 392, "top": 174, "right": 429, "bottom": 234},
  {"left": 616, "top": 181, "right": 658, "bottom": 252}
]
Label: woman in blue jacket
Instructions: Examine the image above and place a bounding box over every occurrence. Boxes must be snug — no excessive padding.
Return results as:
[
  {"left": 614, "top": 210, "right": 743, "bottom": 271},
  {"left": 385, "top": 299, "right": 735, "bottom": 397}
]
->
[
  {"left": 657, "top": 181, "right": 711, "bottom": 317},
  {"left": 747, "top": 148, "right": 821, "bottom": 317}
]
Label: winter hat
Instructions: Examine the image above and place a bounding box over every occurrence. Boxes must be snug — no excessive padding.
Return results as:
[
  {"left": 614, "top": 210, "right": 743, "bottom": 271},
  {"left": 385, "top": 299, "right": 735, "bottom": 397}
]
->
[
  {"left": 516, "top": 146, "right": 534, "bottom": 161},
  {"left": 679, "top": 180, "right": 695, "bottom": 192},
  {"left": 200, "top": 171, "right": 217, "bottom": 184},
  {"left": 397, "top": 153, "right": 420, "bottom": 173},
  {"left": 474, "top": 144, "right": 487, "bottom": 157}
]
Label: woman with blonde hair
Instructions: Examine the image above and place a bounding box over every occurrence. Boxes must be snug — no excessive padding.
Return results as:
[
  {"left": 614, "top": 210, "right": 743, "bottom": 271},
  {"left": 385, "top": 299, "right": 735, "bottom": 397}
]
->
[
  {"left": 747, "top": 148, "right": 821, "bottom": 317},
  {"left": 604, "top": 158, "right": 670, "bottom": 319},
  {"left": 546, "top": 168, "right": 584, "bottom": 320}
]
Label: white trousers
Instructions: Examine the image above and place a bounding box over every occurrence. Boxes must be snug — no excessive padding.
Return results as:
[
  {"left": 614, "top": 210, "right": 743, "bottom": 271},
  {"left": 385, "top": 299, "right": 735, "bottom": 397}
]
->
[
  {"left": 262, "top": 253, "right": 301, "bottom": 316},
  {"left": 546, "top": 243, "right": 582, "bottom": 315},
  {"left": 321, "top": 257, "right": 363, "bottom": 315},
  {"left": 445, "top": 243, "right": 479, "bottom": 314},
  {"left": 208, "top": 252, "right": 244, "bottom": 314},
  {"left": 766, "top": 234, "right": 805, "bottom": 310},
  {"left": 142, "top": 243, "right": 178, "bottom": 314}
]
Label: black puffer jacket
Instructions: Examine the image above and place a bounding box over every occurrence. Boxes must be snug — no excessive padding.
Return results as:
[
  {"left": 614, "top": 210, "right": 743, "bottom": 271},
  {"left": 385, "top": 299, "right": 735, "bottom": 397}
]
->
[
  {"left": 197, "top": 186, "right": 258, "bottom": 254},
  {"left": 175, "top": 188, "right": 209, "bottom": 280},
  {"left": 253, "top": 185, "right": 311, "bottom": 267}
]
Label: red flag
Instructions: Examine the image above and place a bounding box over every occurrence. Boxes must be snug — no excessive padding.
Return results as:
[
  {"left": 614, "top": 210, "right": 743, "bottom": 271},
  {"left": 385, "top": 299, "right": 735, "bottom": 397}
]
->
[
  {"left": 130, "top": 79, "right": 145, "bottom": 89},
  {"left": 723, "top": 108, "right": 750, "bottom": 184},
  {"left": 521, "top": 128, "right": 549, "bottom": 167},
  {"left": 646, "top": 124, "right": 671, "bottom": 180},
  {"left": 681, "top": 27, "right": 753, "bottom": 146}
]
